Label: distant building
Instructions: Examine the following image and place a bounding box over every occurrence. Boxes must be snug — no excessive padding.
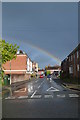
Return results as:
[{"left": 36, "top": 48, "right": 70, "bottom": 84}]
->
[
  {"left": 61, "top": 43, "right": 80, "bottom": 79},
  {"left": 37, "top": 69, "right": 44, "bottom": 76},
  {"left": 27, "top": 58, "right": 32, "bottom": 73},
  {"left": 45, "top": 65, "right": 61, "bottom": 75},
  {"left": 32, "top": 61, "right": 38, "bottom": 72}
]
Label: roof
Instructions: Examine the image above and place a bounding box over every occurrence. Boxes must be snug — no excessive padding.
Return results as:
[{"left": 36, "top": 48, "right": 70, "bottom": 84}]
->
[
  {"left": 61, "top": 43, "right": 80, "bottom": 63},
  {"left": 38, "top": 69, "right": 44, "bottom": 71},
  {"left": 45, "top": 65, "right": 61, "bottom": 70},
  {"left": 68, "top": 43, "right": 80, "bottom": 57}
]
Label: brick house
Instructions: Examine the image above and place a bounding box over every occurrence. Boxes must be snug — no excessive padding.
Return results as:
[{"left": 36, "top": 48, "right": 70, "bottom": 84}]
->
[
  {"left": 61, "top": 43, "right": 80, "bottom": 79},
  {"left": 2, "top": 50, "right": 31, "bottom": 84},
  {"left": 61, "top": 58, "right": 69, "bottom": 78}
]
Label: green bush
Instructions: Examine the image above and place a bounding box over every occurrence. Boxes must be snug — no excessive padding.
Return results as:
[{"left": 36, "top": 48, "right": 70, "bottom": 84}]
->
[{"left": 61, "top": 77, "right": 80, "bottom": 84}]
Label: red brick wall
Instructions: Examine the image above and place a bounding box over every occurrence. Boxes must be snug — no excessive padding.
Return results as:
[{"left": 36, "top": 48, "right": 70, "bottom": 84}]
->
[
  {"left": 11, "top": 73, "right": 31, "bottom": 83},
  {"left": 61, "top": 44, "right": 80, "bottom": 79},
  {"left": 11, "top": 74, "right": 25, "bottom": 83},
  {"left": 3, "top": 55, "right": 27, "bottom": 71}
]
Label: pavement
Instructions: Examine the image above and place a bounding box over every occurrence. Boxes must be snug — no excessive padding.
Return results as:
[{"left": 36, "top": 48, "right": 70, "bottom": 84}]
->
[
  {"left": 62, "top": 83, "right": 80, "bottom": 91},
  {"left": 2, "top": 78, "right": 35, "bottom": 98},
  {"left": 2, "top": 77, "right": 80, "bottom": 118}
]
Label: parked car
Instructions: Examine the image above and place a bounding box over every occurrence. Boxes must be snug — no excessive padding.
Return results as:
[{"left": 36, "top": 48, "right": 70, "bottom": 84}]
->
[
  {"left": 40, "top": 74, "right": 44, "bottom": 78},
  {"left": 47, "top": 74, "right": 51, "bottom": 80}
]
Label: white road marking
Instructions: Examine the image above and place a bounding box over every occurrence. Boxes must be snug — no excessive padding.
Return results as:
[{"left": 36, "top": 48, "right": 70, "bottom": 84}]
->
[
  {"left": 50, "top": 78, "right": 52, "bottom": 82},
  {"left": 38, "top": 81, "right": 44, "bottom": 89},
  {"left": 30, "top": 90, "right": 37, "bottom": 98},
  {"left": 31, "top": 95, "right": 41, "bottom": 98},
  {"left": 47, "top": 87, "right": 59, "bottom": 92},
  {"left": 44, "top": 95, "right": 53, "bottom": 98},
  {"left": 14, "top": 88, "right": 27, "bottom": 93},
  {"left": 30, "top": 81, "right": 44, "bottom": 98},
  {"left": 35, "top": 80, "right": 38, "bottom": 83},
  {"left": 18, "top": 96, "right": 28, "bottom": 99},
  {"left": 38, "top": 85, "right": 41, "bottom": 89},
  {"left": 57, "top": 94, "right": 65, "bottom": 98},
  {"left": 5, "top": 97, "right": 15, "bottom": 99},
  {"left": 41, "top": 81, "right": 44, "bottom": 85},
  {"left": 69, "top": 94, "right": 79, "bottom": 98}
]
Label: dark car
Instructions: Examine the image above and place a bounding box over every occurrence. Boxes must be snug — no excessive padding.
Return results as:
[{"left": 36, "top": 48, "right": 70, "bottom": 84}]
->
[{"left": 47, "top": 74, "right": 51, "bottom": 80}]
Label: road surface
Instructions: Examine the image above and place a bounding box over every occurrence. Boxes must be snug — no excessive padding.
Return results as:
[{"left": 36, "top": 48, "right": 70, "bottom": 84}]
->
[{"left": 2, "top": 77, "right": 80, "bottom": 118}]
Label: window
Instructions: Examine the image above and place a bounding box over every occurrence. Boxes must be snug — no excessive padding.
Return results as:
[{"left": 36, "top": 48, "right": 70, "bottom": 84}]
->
[
  {"left": 77, "top": 64, "right": 79, "bottom": 71},
  {"left": 74, "top": 54, "right": 75, "bottom": 59},
  {"left": 71, "top": 55, "right": 72, "bottom": 61},
  {"left": 77, "top": 51, "right": 79, "bottom": 59},
  {"left": 69, "top": 56, "right": 71, "bottom": 62},
  {"left": 69, "top": 66, "right": 73, "bottom": 74}
]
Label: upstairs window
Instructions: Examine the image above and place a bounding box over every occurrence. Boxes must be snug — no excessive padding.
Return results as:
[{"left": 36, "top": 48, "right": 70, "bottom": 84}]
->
[
  {"left": 69, "top": 65, "right": 73, "bottom": 74},
  {"left": 77, "top": 51, "right": 79, "bottom": 59},
  {"left": 69, "top": 56, "right": 71, "bottom": 62},
  {"left": 71, "top": 55, "right": 72, "bottom": 61},
  {"left": 77, "top": 64, "right": 79, "bottom": 71}
]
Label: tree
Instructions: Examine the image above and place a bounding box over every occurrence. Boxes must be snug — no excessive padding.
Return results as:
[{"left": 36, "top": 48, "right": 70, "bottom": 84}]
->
[
  {"left": 0, "top": 40, "right": 19, "bottom": 64},
  {"left": 0, "top": 40, "right": 19, "bottom": 83}
]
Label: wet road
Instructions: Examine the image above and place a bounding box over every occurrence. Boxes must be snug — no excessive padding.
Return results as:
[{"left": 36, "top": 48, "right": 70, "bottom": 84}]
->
[{"left": 2, "top": 77, "right": 80, "bottom": 118}]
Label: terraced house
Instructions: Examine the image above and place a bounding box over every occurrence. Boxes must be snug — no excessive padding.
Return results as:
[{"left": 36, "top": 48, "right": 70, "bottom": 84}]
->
[
  {"left": 2, "top": 50, "right": 33, "bottom": 84},
  {"left": 61, "top": 43, "right": 80, "bottom": 80}
]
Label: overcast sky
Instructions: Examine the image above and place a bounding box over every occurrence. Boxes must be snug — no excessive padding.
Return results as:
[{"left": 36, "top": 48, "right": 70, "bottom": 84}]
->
[{"left": 2, "top": 2, "right": 78, "bottom": 68}]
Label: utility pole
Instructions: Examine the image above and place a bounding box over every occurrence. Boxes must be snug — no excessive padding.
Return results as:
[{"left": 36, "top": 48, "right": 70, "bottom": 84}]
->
[
  {"left": 10, "top": 60, "right": 12, "bottom": 96},
  {"left": 10, "top": 60, "right": 11, "bottom": 85}
]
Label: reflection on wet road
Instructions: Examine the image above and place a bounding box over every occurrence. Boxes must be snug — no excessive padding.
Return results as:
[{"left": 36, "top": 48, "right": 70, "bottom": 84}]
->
[
  {"left": 4, "top": 77, "right": 80, "bottom": 99},
  {"left": 3, "top": 77, "right": 80, "bottom": 118}
]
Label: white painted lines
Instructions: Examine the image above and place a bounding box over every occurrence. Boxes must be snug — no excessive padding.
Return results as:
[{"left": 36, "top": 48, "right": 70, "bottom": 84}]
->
[
  {"left": 14, "top": 88, "right": 27, "bottom": 92},
  {"left": 5, "top": 96, "right": 15, "bottom": 100},
  {"left": 18, "top": 96, "right": 28, "bottom": 99},
  {"left": 46, "top": 87, "right": 59, "bottom": 92},
  {"left": 4, "top": 93, "right": 80, "bottom": 99},
  {"left": 40, "top": 81, "right": 45, "bottom": 85},
  {"left": 57, "top": 94, "right": 65, "bottom": 98},
  {"left": 69, "top": 94, "right": 79, "bottom": 98},
  {"left": 31, "top": 95, "right": 41, "bottom": 99},
  {"left": 35, "top": 80, "right": 38, "bottom": 83},
  {"left": 44, "top": 95, "right": 53, "bottom": 98},
  {"left": 30, "top": 90, "right": 37, "bottom": 98},
  {"left": 38, "top": 80, "right": 44, "bottom": 89},
  {"left": 38, "top": 85, "right": 41, "bottom": 89},
  {"left": 28, "top": 81, "right": 44, "bottom": 98}
]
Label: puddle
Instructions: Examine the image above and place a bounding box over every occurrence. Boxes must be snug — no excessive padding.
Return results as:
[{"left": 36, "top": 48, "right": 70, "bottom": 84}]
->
[
  {"left": 12, "top": 84, "right": 34, "bottom": 97},
  {"left": 13, "top": 88, "right": 28, "bottom": 97}
]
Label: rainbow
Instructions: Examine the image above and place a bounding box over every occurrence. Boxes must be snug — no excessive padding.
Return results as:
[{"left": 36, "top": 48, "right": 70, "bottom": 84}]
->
[{"left": 21, "top": 40, "right": 61, "bottom": 64}]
